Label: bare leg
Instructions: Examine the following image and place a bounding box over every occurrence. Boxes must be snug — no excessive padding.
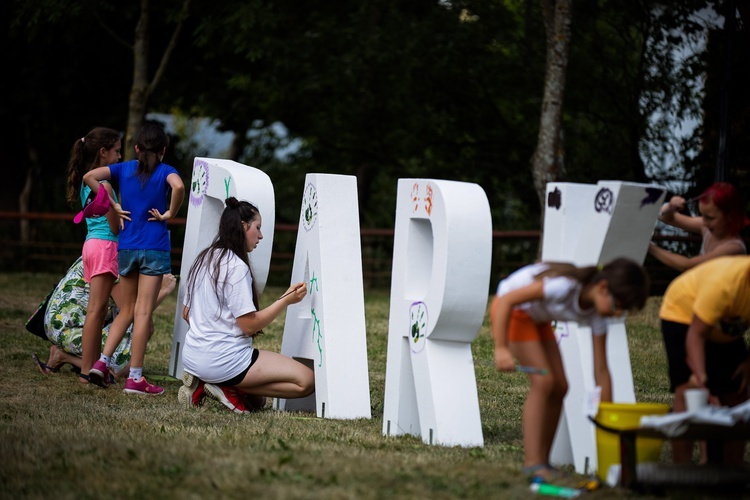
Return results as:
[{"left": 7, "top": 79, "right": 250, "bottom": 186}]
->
[
  {"left": 234, "top": 350, "right": 315, "bottom": 398},
  {"left": 46, "top": 345, "right": 82, "bottom": 372},
  {"left": 539, "top": 340, "right": 568, "bottom": 461},
  {"left": 156, "top": 274, "right": 177, "bottom": 305},
  {"left": 112, "top": 273, "right": 176, "bottom": 311},
  {"left": 80, "top": 273, "right": 116, "bottom": 380},
  {"left": 101, "top": 274, "right": 137, "bottom": 359},
  {"left": 671, "top": 383, "right": 694, "bottom": 463},
  {"left": 510, "top": 339, "right": 568, "bottom": 475},
  {"left": 128, "top": 274, "right": 164, "bottom": 373}
]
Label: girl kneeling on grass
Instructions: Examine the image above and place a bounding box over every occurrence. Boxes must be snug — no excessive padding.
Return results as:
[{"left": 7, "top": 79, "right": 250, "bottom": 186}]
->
[
  {"left": 490, "top": 257, "right": 649, "bottom": 482},
  {"left": 179, "top": 198, "right": 315, "bottom": 414}
]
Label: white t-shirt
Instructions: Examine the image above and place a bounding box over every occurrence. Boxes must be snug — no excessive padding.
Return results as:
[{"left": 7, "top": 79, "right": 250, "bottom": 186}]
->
[
  {"left": 181, "top": 250, "right": 257, "bottom": 383},
  {"left": 496, "top": 262, "right": 609, "bottom": 335}
]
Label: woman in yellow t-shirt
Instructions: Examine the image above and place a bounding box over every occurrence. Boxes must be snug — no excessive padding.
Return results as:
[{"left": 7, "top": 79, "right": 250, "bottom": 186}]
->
[{"left": 660, "top": 256, "right": 750, "bottom": 464}]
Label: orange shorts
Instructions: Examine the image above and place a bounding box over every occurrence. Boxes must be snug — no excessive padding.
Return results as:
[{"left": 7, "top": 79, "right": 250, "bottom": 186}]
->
[{"left": 491, "top": 296, "right": 555, "bottom": 342}]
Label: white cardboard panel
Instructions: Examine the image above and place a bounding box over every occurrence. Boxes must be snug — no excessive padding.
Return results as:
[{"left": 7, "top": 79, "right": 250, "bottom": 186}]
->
[
  {"left": 170, "top": 158, "right": 274, "bottom": 378},
  {"left": 382, "top": 179, "right": 492, "bottom": 447},
  {"left": 274, "top": 174, "right": 371, "bottom": 419},
  {"left": 542, "top": 181, "right": 666, "bottom": 473}
]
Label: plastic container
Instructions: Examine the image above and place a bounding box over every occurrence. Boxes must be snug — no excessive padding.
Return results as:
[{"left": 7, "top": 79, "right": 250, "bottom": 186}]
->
[{"left": 594, "top": 402, "right": 670, "bottom": 482}]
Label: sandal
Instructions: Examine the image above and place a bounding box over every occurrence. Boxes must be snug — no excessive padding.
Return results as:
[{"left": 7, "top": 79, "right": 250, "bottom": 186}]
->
[
  {"left": 32, "top": 352, "right": 59, "bottom": 375},
  {"left": 79, "top": 372, "right": 108, "bottom": 388},
  {"left": 522, "top": 464, "right": 573, "bottom": 484},
  {"left": 522, "top": 464, "right": 555, "bottom": 483}
]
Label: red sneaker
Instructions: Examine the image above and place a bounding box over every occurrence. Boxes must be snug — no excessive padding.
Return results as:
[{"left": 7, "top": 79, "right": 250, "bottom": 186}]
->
[
  {"left": 205, "top": 383, "right": 250, "bottom": 414},
  {"left": 178, "top": 371, "right": 206, "bottom": 408},
  {"left": 123, "top": 376, "right": 164, "bottom": 395}
]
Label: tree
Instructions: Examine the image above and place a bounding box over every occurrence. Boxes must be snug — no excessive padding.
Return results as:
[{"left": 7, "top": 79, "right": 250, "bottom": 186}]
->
[
  {"left": 530, "top": 0, "right": 573, "bottom": 220},
  {"left": 124, "top": 0, "right": 190, "bottom": 157},
  {"left": 2, "top": 0, "right": 193, "bottom": 244}
]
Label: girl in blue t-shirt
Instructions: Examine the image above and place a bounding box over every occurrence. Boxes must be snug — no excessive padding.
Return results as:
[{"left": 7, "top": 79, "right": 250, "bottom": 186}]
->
[
  {"left": 66, "top": 127, "right": 122, "bottom": 387},
  {"left": 84, "top": 121, "right": 185, "bottom": 395}
]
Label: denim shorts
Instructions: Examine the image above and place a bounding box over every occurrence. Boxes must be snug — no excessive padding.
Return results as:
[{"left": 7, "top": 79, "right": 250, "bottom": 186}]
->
[{"left": 118, "top": 249, "right": 171, "bottom": 276}]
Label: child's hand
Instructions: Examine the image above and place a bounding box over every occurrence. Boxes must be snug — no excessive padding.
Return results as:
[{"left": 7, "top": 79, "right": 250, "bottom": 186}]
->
[
  {"left": 494, "top": 346, "right": 515, "bottom": 372},
  {"left": 113, "top": 203, "right": 131, "bottom": 221},
  {"left": 148, "top": 208, "right": 171, "bottom": 221}
]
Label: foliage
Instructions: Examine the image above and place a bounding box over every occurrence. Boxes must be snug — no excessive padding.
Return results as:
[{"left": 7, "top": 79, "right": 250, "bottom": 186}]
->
[{"left": 2, "top": 0, "right": 747, "bottom": 233}]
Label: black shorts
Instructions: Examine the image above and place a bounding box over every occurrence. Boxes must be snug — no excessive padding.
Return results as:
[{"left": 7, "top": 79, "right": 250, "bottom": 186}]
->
[
  {"left": 219, "top": 348, "right": 260, "bottom": 386},
  {"left": 661, "top": 320, "right": 748, "bottom": 395}
]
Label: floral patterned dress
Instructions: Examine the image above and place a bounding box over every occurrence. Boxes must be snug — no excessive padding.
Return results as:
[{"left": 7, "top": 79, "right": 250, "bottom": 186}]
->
[{"left": 44, "top": 257, "right": 133, "bottom": 372}]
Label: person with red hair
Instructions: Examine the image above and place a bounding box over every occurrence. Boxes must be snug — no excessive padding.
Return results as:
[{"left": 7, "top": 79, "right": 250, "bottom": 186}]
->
[{"left": 649, "top": 182, "right": 748, "bottom": 272}]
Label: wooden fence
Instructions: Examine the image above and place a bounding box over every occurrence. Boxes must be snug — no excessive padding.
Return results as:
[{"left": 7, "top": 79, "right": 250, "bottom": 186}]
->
[{"left": 0, "top": 211, "right": 711, "bottom": 294}]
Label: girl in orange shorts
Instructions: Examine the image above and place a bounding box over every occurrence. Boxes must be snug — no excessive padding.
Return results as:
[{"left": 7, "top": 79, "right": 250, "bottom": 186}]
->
[{"left": 490, "top": 258, "right": 649, "bottom": 481}]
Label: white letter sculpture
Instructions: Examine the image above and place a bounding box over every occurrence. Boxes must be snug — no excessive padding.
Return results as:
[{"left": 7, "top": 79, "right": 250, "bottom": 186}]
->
[
  {"left": 542, "top": 180, "right": 665, "bottom": 474},
  {"left": 382, "top": 179, "right": 492, "bottom": 447},
  {"left": 274, "top": 174, "right": 371, "bottom": 419},
  {"left": 170, "top": 158, "right": 275, "bottom": 378}
]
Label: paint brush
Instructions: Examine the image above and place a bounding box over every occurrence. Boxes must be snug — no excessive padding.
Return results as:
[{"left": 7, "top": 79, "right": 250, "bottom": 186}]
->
[
  {"left": 278, "top": 284, "right": 304, "bottom": 300},
  {"left": 472, "top": 360, "right": 548, "bottom": 375},
  {"left": 516, "top": 365, "right": 548, "bottom": 375}
]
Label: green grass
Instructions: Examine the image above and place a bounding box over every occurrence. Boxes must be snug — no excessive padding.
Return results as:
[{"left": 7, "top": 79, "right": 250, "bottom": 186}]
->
[{"left": 0, "top": 273, "right": 720, "bottom": 499}]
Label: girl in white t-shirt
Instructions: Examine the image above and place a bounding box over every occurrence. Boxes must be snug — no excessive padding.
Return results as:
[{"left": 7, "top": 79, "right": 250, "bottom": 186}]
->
[
  {"left": 490, "top": 257, "right": 649, "bottom": 482},
  {"left": 179, "top": 198, "right": 313, "bottom": 413}
]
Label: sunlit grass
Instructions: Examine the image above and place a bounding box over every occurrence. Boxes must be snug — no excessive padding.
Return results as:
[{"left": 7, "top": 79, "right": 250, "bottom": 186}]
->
[{"left": 0, "top": 273, "right": 701, "bottom": 499}]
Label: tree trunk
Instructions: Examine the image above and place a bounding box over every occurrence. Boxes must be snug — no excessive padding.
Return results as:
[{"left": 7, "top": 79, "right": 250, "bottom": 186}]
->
[
  {"left": 19, "top": 124, "right": 39, "bottom": 243},
  {"left": 125, "top": 0, "right": 190, "bottom": 158},
  {"left": 228, "top": 128, "right": 249, "bottom": 162},
  {"left": 530, "top": 0, "right": 572, "bottom": 225}
]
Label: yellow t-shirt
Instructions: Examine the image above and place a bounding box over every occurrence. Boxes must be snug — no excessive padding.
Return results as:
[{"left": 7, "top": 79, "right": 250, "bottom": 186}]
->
[{"left": 659, "top": 256, "right": 750, "bottom": 343}]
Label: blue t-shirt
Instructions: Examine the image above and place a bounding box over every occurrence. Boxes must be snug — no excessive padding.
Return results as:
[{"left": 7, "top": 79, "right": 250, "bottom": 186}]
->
[
  {"left": 108, "top": 160, "right": 179, "bottom": 252},
  {"left": 81, "top": 181, "right": 118, "bottom": 242}
]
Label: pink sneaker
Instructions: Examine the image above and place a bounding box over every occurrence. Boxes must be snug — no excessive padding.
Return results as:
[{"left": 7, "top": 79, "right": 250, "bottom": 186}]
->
[
  {"left": 89, "top": 359, "right": 109, "bottom": 386},
  {"left": 90, "top": 360, "right": 108, "bottom": 378},
  {"left": 205, "top": 383, "right": 250, "bottom": 414},
  {"left": 178, "top": 371, "right": 206, "bottom": 408},
  {"left": 123, "top": 376, "right": 164, "bottom": 395}
]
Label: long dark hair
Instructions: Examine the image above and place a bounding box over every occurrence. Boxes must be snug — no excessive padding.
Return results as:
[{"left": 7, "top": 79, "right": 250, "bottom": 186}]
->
[
  {"left": 185, "top": 197, "right": 261, "bottom": 314},
  {"left": 535, "top": 257, "right": 649, "bottom": 311},
  {"left": 65, "top": 127, "right": 121, "bottom": 208},
  {"left": 134, "top": 121, "right": 169, "bottom": 186}
]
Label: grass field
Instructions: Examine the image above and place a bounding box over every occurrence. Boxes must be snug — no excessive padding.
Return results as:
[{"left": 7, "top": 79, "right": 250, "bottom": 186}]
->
[{"left": 0, "top": 271, "right": 725, "bottom": 499}]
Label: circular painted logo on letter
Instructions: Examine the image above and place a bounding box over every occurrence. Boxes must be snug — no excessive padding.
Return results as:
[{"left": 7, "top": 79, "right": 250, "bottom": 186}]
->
[
  {"left": 409, "top": 301, "right": 428, "bottom": 353},
  {"left": 302, "top": 182, "right": 318, "bottom": 232},
  {"left": 190, "top": 161, "right": 209, "bottom": 207}
]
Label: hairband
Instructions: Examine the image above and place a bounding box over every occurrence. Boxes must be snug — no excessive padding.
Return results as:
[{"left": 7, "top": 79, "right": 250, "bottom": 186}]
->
[{"left": 80, "top": 137, "right": 85, "bottom": 143}]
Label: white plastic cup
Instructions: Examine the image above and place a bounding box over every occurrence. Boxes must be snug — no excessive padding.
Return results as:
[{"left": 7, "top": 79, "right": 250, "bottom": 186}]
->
[
  {"left": 606, "top": 464, "right": 621, "bottom": 487},
  {"left": 685, "top": 388, "right": 709, "bottom": 412}
]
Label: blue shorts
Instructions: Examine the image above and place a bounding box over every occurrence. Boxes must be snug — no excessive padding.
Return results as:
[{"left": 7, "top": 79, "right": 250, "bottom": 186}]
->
[{"left": 118, "top": 249, "right": 171, "bottom": 276}]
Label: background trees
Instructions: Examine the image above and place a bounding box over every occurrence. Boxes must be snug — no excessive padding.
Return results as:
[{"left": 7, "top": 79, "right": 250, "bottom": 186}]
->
[{"left": 2, "top": 0, "right": 747, "bottom": 237}]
